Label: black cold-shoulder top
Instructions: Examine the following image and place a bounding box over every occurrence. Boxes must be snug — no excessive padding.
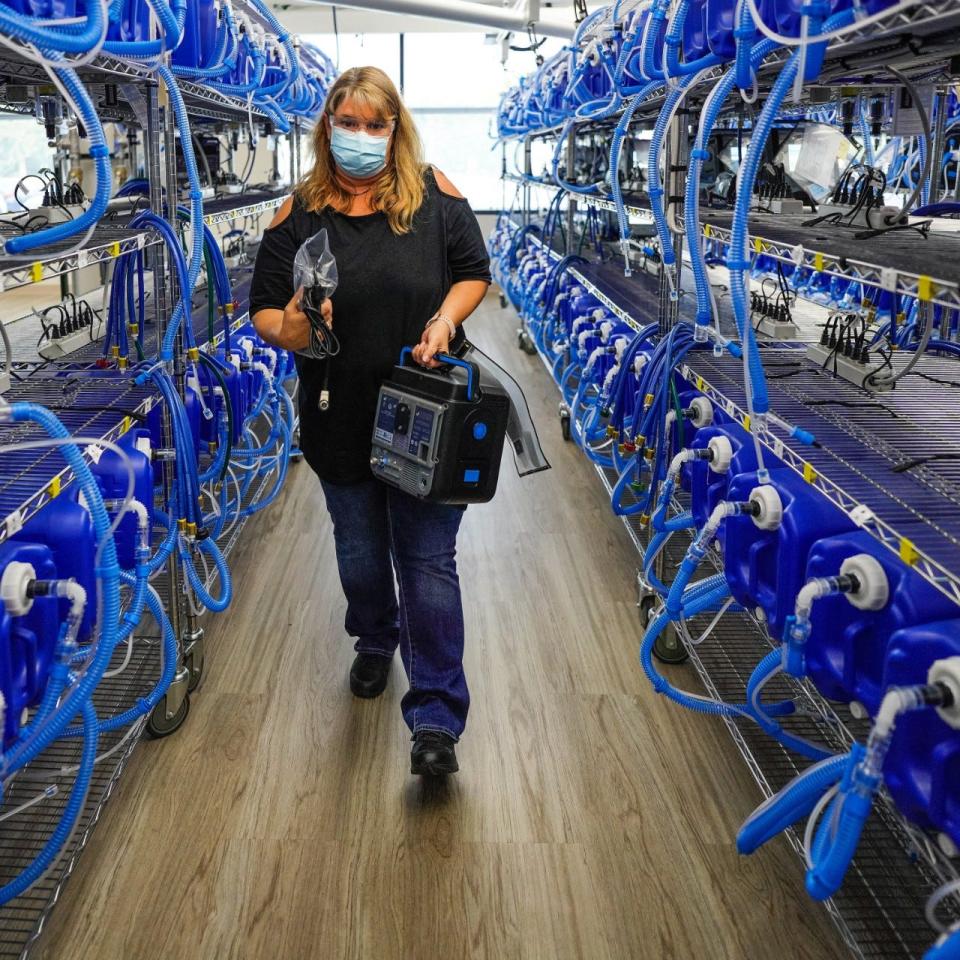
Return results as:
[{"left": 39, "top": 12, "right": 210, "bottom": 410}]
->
[{"left": 249, "top": 167, "right": 491, "bottom": 484}]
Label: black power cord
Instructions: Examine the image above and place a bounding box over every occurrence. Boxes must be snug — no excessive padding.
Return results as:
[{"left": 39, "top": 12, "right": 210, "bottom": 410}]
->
[
  {"left": 299, "top": 284, "right": 340, "bottom": 412},
  {"left": 892, "top": 452, "right": 960, "bottom": 474}
]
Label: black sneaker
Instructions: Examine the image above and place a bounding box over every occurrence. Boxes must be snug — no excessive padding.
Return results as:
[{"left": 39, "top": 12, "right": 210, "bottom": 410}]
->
[
  {"left": 349, "top": 653, "right": 392, "bottom": 699},
  {"left": 411, "top": 730, "right": 459, "bottom": 776}
]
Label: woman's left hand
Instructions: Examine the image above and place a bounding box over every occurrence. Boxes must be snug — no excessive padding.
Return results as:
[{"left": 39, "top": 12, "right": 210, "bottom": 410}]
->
[{"left": 412, "top": 320, "right": 451, "bottom": 369}]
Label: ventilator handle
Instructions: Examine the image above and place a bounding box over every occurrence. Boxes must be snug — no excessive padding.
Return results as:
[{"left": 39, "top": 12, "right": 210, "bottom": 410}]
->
[{"left": 398, "top": 348, "right": 479, "bottom": 401}]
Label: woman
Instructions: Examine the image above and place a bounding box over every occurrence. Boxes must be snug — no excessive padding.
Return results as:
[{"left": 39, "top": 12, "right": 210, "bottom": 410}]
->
[{"left": 250, "top": 67, "right": 491, "bottom": 777}]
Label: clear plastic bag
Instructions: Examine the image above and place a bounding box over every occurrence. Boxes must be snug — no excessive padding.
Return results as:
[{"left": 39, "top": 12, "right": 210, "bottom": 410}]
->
[
  {"left": 460, "top": 341, "right": 550, "bottom": 477},
  {"left": 292, "top": 229, "right": 340, "bottom": 360},
  {"left": 293, "top": 228, "right": 339, "bottom": 301}
]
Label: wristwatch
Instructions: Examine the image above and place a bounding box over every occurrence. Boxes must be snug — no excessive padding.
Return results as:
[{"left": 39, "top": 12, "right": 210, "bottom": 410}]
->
[{"left": 425, "top": 312, "right": 457, "bottom": 339}]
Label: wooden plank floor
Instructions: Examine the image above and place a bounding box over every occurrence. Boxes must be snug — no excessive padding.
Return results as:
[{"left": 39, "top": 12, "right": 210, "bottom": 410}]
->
[{"left": 34, "top": 293, "right": 849, "bottom": 960}]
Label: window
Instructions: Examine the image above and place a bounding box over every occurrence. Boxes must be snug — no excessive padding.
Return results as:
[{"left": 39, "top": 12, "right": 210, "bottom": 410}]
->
[
  {"left": 404, "top": 33, "right": 561, "bottom": 210},
  {"left": 403, "top": 33, "right": 551, "bottom": 110},
  {"left": 0, "top": 117, "right": 55, "bottom": 214},
  {"left": 301, "top": 31, "right": 564, "bottom": 210},
  {"left": 410, "top": 109, "right": 502, "bottom": 208},
  {"left": 305, "top": 32, "right": 402, "bottom": 89}
]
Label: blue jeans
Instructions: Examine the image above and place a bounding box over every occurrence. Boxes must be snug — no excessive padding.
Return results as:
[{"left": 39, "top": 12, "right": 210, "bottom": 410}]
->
[{"left": 320, "top": 479, "right": 469, "bottom": 740}]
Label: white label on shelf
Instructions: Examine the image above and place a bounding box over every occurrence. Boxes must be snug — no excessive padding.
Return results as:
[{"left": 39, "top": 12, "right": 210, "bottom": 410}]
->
[
  {"left": 4, "top": 510, "right": 22, "bottom": 537},
  {"left": 790, "top": 244, "right": 804, "bottom": 266},
  {"left": 136, "top": 233, "right": 145, "bottom": 250},
  {"left": 891, "top": 84, "right": 936, "bottom": 137},
  {"left": 77, "top": 248, "right": 88, "bottom": 270},
  {"left": 880, "top": 267, "right": 897, "bottom": 292},
  {"left": 84, "top": 443, "right": 104, "bottom": 464},
  {"left": 848, "top": 504, "right": 874, "bottom": 527},
  {"left": 771, "top": 437, "right": 785, "bottom": 459}
]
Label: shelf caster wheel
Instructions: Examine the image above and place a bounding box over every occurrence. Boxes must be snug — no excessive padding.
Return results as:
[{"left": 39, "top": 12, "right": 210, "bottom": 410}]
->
[
  {"left": 651, "top": 618, "right": 689, "bottom": 665},
  {"left": 146, "top": 692, "right": 190, "bottom": 738},
  {"left": 638, "top": 594, "right": 658, "bottom": 628},
  {"left": 499, "top": 292, "right": 507, "bottom": 309},
  {"left": 185, "top": 630, "right": 205, "bottom": 693},
  {"left": 560, "top": 410, "right": 572, "bottom": 442},
  {"left": 291, "top": 429, "right": 305, "bottom": 464},
  {"left": 186, "top": 651, "right": 204, "bottom": 693}
]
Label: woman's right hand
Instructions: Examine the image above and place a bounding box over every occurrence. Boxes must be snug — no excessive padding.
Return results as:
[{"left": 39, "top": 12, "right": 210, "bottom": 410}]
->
[
  {"left": 281, "top": 287, "right": 311, "bottom": 351},
  {"left": 281, "top": 286, "right": 334, "bottom": 352}
]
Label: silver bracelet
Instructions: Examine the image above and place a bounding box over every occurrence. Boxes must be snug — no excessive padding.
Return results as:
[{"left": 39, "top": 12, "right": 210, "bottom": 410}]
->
[{"left": 426, "top": 313, "right": 457, "bottom": 339}]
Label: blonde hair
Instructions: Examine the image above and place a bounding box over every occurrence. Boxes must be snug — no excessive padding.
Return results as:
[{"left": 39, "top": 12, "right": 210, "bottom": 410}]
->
[{"left": 296, "top": 66, "right": 426, "bottom": 235}]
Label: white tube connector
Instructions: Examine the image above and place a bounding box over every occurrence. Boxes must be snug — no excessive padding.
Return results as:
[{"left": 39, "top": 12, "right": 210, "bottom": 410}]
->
[
  {"left": 260, "top": 347, "right": 278, "bottom": 375},
  {"left": 252, "top": 361, "right": 275, "bottom": 385},
  {"left": 55, "top": 578, "right": 87, "bottom": 624},
  {"left": 666, "top": 448, "right": 695, "bottom": 482},
  {"left": 585, "top": 346, "right": 604, "bottom": 374},
  {"left": 794, "top": 577, "right": 837, "bottom": 623},
  {"left": 127, "top": 498, "right": 151, "bottom": 547},
  {"left": 695, "top": 499, "right": 742, "bottom": 551},
  {"left": 189, "top": 374, "right": 214, "bottom": 422},
  {"left": 873, "top": 686, "right": 926, "bottom": 743}
]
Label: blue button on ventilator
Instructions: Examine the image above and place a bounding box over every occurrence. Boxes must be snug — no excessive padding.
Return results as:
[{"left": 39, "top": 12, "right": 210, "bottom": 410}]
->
[
  {"left": 473, "top": 422, "right": 488, "bottom": 441},
  {"left": 464, "top": 469, "right": 480, "bottom": 484}
]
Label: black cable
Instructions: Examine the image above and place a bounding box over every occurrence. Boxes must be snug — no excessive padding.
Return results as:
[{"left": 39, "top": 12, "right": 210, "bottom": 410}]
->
[
  {"left": 892, "top": 452, "right": 960, "bottom": 473},
  {"left": 239, "top": 138, "right": 257, "bottom": 189},
  {"left": 802, "top": 210, "right": 843, "bottom": 228},
  {"left": 13, "top": 173, "right": 49, "bottom": 212},
  {"left": 197, "top": 351, "right": 233, "bottom": 481},
  {"left": 299, "top": 286, "right": 341, "bottom": 361},
  {"left": 855, "top": 219, "right": 932, "bottom": 241},
  {"left": 192, "top": 133, "right": 214, "bottom": 188},
  {"left": 885, "top": 65, "right": 933, "bottom": 220},
  {"left": 805, "top": 398, "right": 899, "bottom": 419},
  {"left": 862, "top": 343, "right": 894, "bottom": 389},
  {"left": 909, "top": 370, "right": 960, "bottom": 389}
]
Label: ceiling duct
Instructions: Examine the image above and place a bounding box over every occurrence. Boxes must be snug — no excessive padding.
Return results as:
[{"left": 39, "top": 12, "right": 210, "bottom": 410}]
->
[{"left": 287, "top": 0, "right": 575, "bottom": 39}]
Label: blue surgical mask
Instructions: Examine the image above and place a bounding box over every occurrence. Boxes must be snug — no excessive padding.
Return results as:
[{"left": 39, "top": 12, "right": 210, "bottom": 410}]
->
[{"left": 330, "top": 126, "right": 390, "bottom": 179}]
